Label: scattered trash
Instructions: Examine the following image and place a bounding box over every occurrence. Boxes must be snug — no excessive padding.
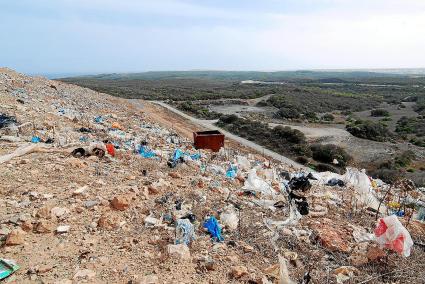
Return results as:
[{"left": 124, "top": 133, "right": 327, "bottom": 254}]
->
[
  {"left": 0, "top": 259, "right": 20, "bottom": 280},
  {"left": 374, "top": 215, "right": 413, "bottom": 257},
  {"left": 220, "top": 207, "right": 239, "bottom": 231},
  {"left": 226, "top": 164, "right": 237, "bottom": 179},
  {"left": 289, "top": 191, "right": 309, "bottom": 215},
  {"left": 71, "top": 148, "right": 86, "bottom": 158},
  {"left": 31, "top": 136, "right": 41, "bottom": 143},
  {"left": 106, "top": 143, "right": 115, "bottom": 157},
  {"left": 327, "top": 178, "right": 345, "bottom": 187},
  {"left": 243, "top": 169, "right": 275, "bottom": 196},
  {"left": 289, "top": 176, "right": 311, "bottom": 191},
  {"left": 175, "top": 219, "right": 195, "bottom": 245},
  {"left": 203, "top": 216, "right": 224, "bottom": 242},
  {"left": 94, "top": 116, "right": 103, "bottom": 123},
  {"left": 0, "top": 114, "right": 16, "bottom": 129},
  {"left": 139, "top": 146, "right": 156, "bottom": 158}
]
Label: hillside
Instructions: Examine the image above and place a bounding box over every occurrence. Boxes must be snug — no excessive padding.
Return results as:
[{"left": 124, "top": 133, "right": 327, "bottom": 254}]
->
[{"left": 1, "top": 68, "right": 425, "bottom": 283}]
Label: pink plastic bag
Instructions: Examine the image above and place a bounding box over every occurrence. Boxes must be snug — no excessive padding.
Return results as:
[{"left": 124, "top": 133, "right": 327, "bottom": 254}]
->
[{"left": 374, "top": 215, "right": 413, "bottom": 257}]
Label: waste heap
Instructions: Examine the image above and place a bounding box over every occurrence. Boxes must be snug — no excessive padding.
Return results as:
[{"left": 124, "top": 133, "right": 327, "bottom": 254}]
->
[{"left": 0, "top": 68, "right": 424, "bottom": 283}]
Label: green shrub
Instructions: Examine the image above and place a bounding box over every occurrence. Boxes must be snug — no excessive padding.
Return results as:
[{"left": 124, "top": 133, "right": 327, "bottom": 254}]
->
[
  {"left": 310, "top": 144, "right": 352, "bottom": 167},
  {"left": 371, "top": 109, "right": 390, "bottom": 117},
  {"left": 346, "top": 120, "right": 392, "bottom": 142},
  {"left": 322, "top": 113, "right": 335, "bottom": 121}
]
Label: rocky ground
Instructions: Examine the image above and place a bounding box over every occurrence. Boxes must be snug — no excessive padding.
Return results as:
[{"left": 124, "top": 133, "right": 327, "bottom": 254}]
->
[{"left": 0, "top": 68, "right": 424, "bottom": 283}]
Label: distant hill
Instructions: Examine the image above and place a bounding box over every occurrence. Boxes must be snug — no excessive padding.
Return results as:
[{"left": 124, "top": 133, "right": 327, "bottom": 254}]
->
[{"left": 62, "top": 70, "right": 415, "bottom": 82}]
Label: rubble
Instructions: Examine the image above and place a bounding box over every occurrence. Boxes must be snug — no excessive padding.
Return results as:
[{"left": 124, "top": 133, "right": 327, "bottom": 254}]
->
[{"left": 0, "top": 68, "right": 423, "bottom": 283}]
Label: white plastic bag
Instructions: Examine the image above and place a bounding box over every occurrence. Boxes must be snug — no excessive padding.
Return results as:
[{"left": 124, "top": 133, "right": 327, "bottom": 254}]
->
[
  {"left": 243, "top": 169, "right": 275, "bottom": 196},
  {"left": 374, "top": 215, "right": 413, "bottom": 257},
  {"left": 236, "top": 155, "right": 251, "bottom": 171}
]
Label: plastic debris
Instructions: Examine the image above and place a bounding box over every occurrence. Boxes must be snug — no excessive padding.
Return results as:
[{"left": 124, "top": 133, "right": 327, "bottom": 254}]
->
[
  {"left": 0, "top": 114, "right": 17, "bottom": 129},
  {"left": 289, "top": 191, "right": 309, "bottom": 215},
  {"left": 374, "top": 215, "right": 413, "bottom": 257},
  {"left": 243, "top": 169, "right": 275, "bottom": 196},
  {"left": 226, "top": 165, "right": 237, "bottom": 179},
  {"left": 327, "top": 178, "right": 345, "bottom": 187},
  {"left": 106, "top": 143, "right": 115, "bottom": 157},
  {"left": 31, "top": 136, "right": 41, "bottom": 143},
  {"left": 203, "top": 216, "right": 224, "bottom": 242},
  {"left": 175, "top": 219, "right": 195, "bottom": 245},
  {"left": 139, "top": 146, "right": 156, "bottom": 158},
  {"left": 288, "top": 176, "right": 311, "bottom": 191},
  {"left": 94, "top": 116, "right": 103, "bottom": 123},
  {"left": 220, "top": 207, "right": 239, "bottom": 231},
  {"left": 236, "top": 155, "right": 251, "bottom": 171},
  {"left": 0, "top": 259, "right": 20, "bottom": 280}
]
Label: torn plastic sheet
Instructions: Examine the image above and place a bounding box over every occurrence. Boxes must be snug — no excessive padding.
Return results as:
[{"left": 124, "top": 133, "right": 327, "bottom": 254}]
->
[
  {"left": 0, "top": 259, "right": 19, "bottom": 280},
  {"left": 265, "top": 200, "right": 302, "bottom": 228},
  {"left": 139, "top": 146, "right": 156, "bottom": 158},
  {"left": 175, "top": 219, "right": 195, "bottom": 245},
  {"left": 243, "top": 169, "right": 275, "bottom": 196}
]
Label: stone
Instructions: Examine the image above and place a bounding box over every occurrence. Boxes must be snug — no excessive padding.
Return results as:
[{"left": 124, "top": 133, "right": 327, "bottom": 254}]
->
[
  {"left": 98, "top": 212, "right": 121, "bottom": 230},
  {"left": 5, "top": 228, "right": 26, "bottom": 245},
  {"left": 312, "top": 222, "right": 352, "bottom": 253},
  {"left": 0, "top": 226, "right": 11, "bottom": 235},
  {"left": 168, "top": 172, "right": 181, "bottom": 179},
  {"left": 84, "top": 200, "right": 99, "bottom": 208},
  {"left": 21, "top": 220, "right": 33, "bottom": 232},
  {"left": 73, "top": 269, "right": 96, "bottom": 280},
  {"left": 167, "top": 244, "right": 191, "bottom": 261},
  {"left": 73, "top": 186, "right": 87, "bottom": 196},
  {"left": 36, "top": 205, "right": 53, "bottom": 219},
  {"left": 35, "top": 220, "right": 54, "bottom": 233},
  {"left": 56, "top": 225, "right": 70, "bottom": 233},
  {"left": 138, "top": 274, "right": 159, "bottom": 284},
  {"left": 51, "top": 207, "right": 69, "bottom": 218},
  {"left": 230, "top": 266, "right": 248, "bottom": 279},
  {"left": 147, "top": 185, "right": 159, "bottom": 195},
  {"left": 111, "top": 195, "right": 130, "bottom": 211},
  {"left": 367, "top": 246, "right": 386, "bottom": 262}
]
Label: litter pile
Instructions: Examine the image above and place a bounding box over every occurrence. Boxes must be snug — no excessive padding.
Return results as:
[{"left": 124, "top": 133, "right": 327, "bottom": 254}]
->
[{"left": 0, "top": 68, "right": 424, "bottom": 283}]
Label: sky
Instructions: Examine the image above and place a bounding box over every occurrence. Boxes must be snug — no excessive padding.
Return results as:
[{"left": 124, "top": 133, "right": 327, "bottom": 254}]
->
[{"left": 1, "top": 0, "right": 425, "bottom": 76}]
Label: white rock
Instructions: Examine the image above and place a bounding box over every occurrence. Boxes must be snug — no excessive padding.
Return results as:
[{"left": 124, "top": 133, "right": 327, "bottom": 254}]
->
[{"left": 56, "top": 225, "right": 70, "bottom": 233}]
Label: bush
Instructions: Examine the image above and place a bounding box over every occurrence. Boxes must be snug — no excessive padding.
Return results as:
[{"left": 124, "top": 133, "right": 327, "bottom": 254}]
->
[
  {"left": 295, "top": 156, "right": 309, "bottom": 165},
  {"left": 275, "top": 107, "right": 300, "bottom": 119},
  {"left": 346, "top": 120, "right": 392, "bottom": 142},
  {"left": 322, "top": 113, "right": 335, "bottom": 121},
  {"left": 371, "top": 109, "right": 390, "bottom": 117},
  {"left": 219, "top": 114, "right": 239, "bottom": 125},
  {"left": 310, "top": 144, "right": 352, "bottom": 167},
  {"left": 315, "top": 163, "right": 340, "bottom": 173},
  {"left": 369, "top": 168, "right": 404, "bottom": 184}
]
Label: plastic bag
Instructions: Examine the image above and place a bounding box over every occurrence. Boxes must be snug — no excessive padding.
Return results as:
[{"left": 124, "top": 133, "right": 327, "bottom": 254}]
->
[
  {"left": 236, "top": 155, "right": 251, "bottom": 171},
  {"left": 243, "top": 169, "right": 275, "bottom": 196},
  {"left": 203, "top": 216, "right": 224, "bottom": 242},
  {"left": 175, "top": 219, "right": 195, "bottom": 245},
  {"left": 220, "top": 207, "right": 239, "bottom": 231},
  {"left": 374, "top": 215, "right": 413, "bottom": 257}
]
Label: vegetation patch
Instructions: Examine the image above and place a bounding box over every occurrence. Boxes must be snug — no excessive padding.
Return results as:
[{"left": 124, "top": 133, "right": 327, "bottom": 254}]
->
[{"left": 346, "top": 119, "right": 392, "bottom": 142}]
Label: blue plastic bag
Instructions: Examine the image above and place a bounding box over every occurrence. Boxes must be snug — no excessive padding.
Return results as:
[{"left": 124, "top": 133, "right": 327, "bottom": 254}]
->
[
  {"left": 139, "top": 146, "right": 156, "bottom": 158},
  {"left": 94, "top": 116, "right": 103, "bottom": 123},
  {"left": 173, "top": 149, "right": 184, "bottom": 161},
  {"left": 226, "top": 165, "right": 237, "bottom": 179},
  {"left": 31, "top": 136, "right": 41, "bottom": 143},
  {"left": 203, "top": 216, "right": 224, "bottom": 242}
]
